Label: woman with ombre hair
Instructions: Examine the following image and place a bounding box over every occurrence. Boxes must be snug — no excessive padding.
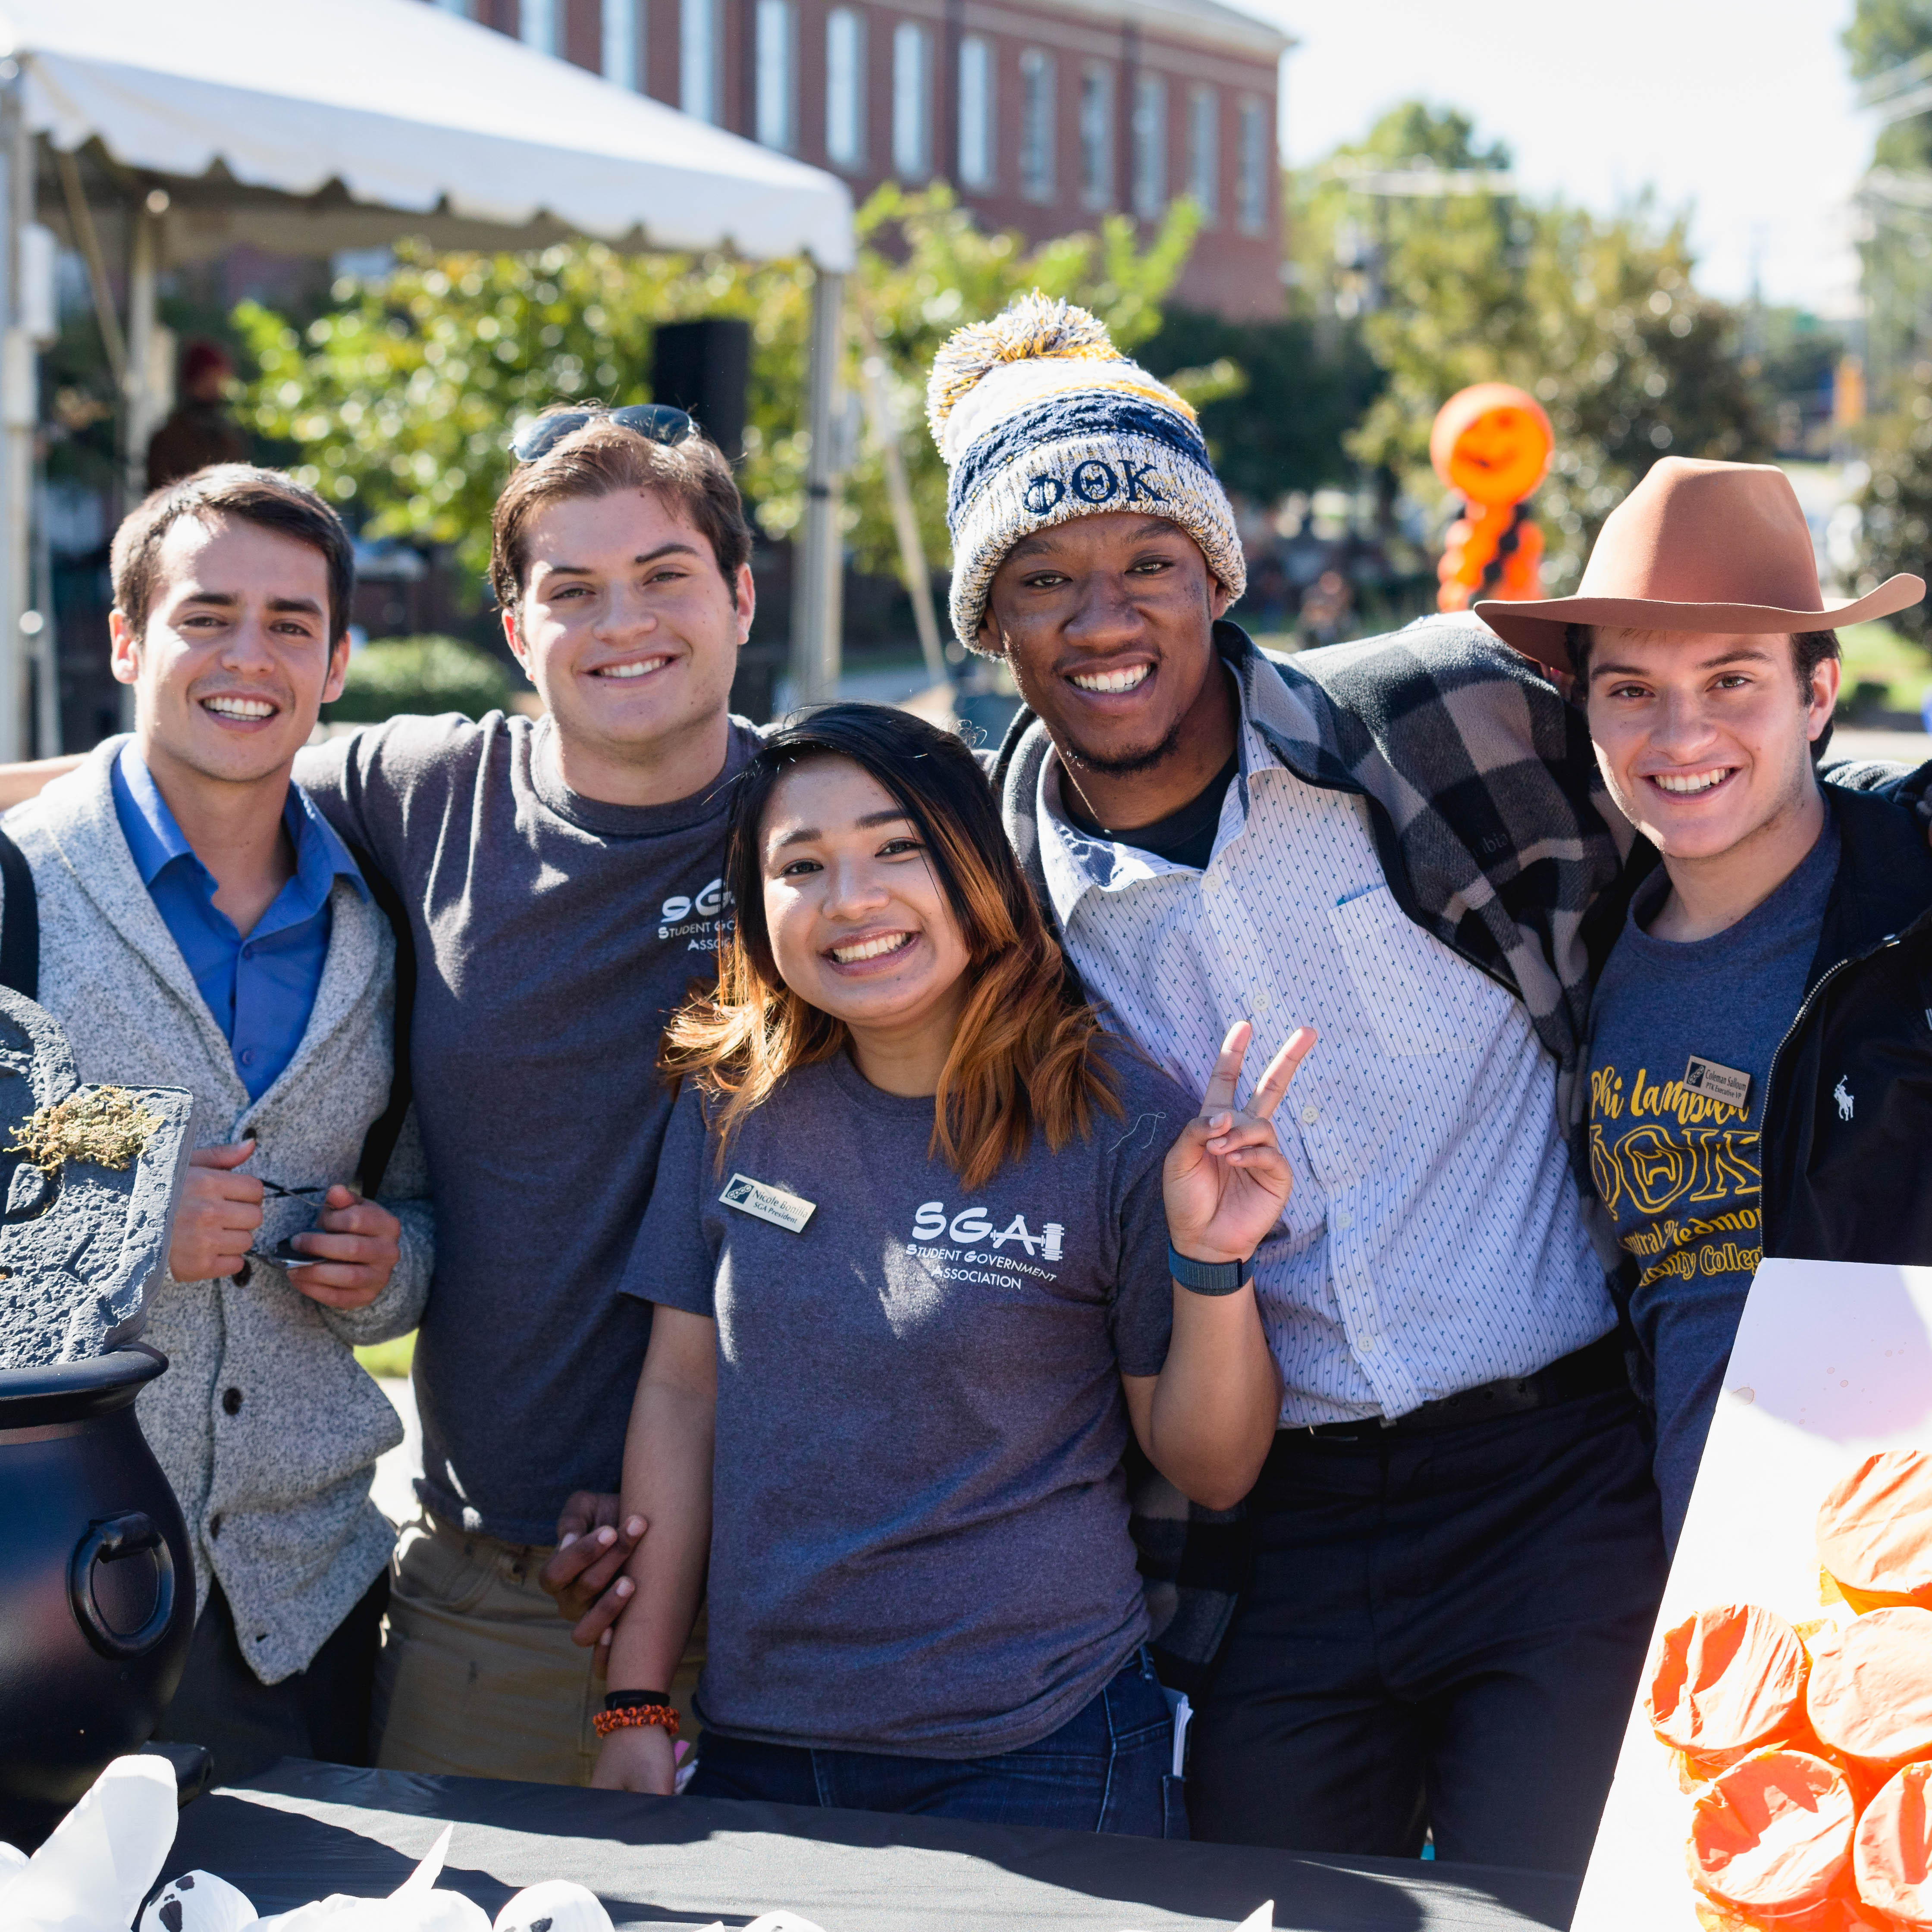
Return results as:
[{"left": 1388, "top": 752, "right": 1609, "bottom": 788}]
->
[{"left": 591, "top": 703, "right": 1310, "bottom": 1834}]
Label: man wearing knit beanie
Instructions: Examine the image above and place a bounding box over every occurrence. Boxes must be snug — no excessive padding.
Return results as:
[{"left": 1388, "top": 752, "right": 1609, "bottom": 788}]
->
[{"left": 935, "top": 294, "right": 1669, "bottom": 1871}]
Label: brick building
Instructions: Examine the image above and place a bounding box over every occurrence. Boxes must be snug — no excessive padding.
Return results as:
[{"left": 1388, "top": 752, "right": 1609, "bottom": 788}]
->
[{"left": 427, "top": 0, "right": 1286, "bottom": 318}]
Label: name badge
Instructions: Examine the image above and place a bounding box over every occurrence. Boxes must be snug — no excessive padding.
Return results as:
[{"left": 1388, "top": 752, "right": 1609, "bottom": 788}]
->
[
  {"left": 720, "top": 1173, "right": 816, "bottom": 1233},
  {"left": 1684, "top": 1055, "right": 1751, "bottom": 1111}
]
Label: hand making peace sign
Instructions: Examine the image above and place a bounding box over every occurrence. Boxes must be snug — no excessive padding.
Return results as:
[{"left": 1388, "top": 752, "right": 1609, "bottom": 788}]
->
[{"left": 1162, "top": 1019, "right": 1317, "bottom": 1271}]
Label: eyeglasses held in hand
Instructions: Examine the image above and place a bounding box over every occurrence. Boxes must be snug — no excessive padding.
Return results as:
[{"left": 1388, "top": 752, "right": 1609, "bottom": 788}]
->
[{"left": 509, "top": 403, "right": 695, "bottom": 464}]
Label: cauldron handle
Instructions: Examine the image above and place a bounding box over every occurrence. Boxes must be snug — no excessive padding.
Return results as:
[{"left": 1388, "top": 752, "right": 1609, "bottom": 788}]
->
[{"left": 68, "top": 1512, "right": 176, "bottom": 1660}]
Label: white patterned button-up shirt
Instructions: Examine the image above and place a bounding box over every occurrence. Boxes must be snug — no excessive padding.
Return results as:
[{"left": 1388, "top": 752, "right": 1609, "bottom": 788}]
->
[{"left": 1038, "top": 681, "right": 1614, "bottom": 1425}]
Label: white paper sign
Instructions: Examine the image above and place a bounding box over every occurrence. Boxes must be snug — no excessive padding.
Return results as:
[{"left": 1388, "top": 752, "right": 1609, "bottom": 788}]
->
[{"left": 1571, "top": 1259, "right": 1932, "bottom": 1932}]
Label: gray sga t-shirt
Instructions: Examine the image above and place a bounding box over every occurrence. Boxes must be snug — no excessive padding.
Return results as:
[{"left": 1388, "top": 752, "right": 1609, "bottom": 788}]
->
[
  {"left": 297, "top": 711, "right": 758, "bottom": 1542},
  {"left": 623, "top": 1043, "right": 1192, "bottom": 1757},
  {"left": 1587, "top": 812, "right": 1839, "bottom": 1550}
]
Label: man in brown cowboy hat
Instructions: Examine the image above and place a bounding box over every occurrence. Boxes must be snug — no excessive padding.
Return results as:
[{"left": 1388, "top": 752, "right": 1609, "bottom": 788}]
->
[{"left": 1480, "top": 457, "right": 1932, "bottom": 1549}]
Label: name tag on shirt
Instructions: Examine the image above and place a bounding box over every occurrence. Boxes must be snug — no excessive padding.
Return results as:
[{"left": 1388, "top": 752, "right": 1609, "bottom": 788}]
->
[
  {"left": 1684, "top": 1055, "right": 1751, "bottom": 1112},
  {"left": 720, "top": 1173, "right": 816, "bottom": 1233}
]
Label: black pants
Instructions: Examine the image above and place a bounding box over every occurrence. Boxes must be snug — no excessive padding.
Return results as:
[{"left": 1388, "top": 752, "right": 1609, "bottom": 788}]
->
[
  {"left": 1187, "top": 1389, "right": 1666, "bottom": 1872},
  {"left": 154, "top": 1571, "right": 390, "bottom": 1786}
]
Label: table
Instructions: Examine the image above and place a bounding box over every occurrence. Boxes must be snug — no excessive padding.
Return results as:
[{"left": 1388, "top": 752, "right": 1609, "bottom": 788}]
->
[{"left": 162, "top": 1760, "right": 1580, "bottom": 1932}]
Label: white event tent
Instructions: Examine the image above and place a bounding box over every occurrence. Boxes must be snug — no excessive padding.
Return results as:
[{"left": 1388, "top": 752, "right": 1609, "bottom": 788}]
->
[{"left": 0, "top": 0, "right": 859, "bottom": 758}]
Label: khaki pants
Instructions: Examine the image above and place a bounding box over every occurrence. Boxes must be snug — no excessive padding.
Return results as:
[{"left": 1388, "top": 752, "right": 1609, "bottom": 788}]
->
[{"left": 373, "top": 1508, "right": 704, "bottom": 1785}]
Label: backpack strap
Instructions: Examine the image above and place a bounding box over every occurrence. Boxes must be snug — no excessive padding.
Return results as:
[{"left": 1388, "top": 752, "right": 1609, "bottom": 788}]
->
[
  {"left": 0, "top": 825, "right": 39, "bottom": 1000},
  {"left": 346, "top": 840, "right": 414, "bottom": 1198}
]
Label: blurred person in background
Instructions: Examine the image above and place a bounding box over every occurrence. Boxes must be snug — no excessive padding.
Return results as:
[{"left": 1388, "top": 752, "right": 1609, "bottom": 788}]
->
[{"left": 147, "top": 340, "right": 251, "bottom": 490}]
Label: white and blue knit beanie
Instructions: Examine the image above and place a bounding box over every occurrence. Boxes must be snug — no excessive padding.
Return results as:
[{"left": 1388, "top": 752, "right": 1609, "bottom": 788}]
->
[{"left": 926, "top": 292, "right": 1245, "bottom": 653}]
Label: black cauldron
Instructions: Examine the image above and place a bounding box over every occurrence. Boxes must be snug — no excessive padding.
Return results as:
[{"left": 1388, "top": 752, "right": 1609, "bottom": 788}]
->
[{"left": 0, "top": 1345, "right": 193, "bottom": 1847}]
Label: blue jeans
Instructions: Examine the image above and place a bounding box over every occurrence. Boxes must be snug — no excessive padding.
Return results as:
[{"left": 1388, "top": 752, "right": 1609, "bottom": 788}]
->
[{"left": 688, "top": 1648, "right": 1184, "bottom": 1837}]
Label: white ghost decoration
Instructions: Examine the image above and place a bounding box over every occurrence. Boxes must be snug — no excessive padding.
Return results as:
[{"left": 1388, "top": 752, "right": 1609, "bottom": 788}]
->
[
  {"left": 141, "top": 1869, "right": 260, "bottom": 1932},
  {"left": 0, "top": 1754, "right": 179, "bottom": 1932},
  {"left": 490, "top": 1880, "right": 613, "bottom": 1932},
  {"left": 141, "top": 1870, "right": 260, "bottom": 1932},
  {"left": 254, "top": 1826, "right": 489, "bottom": 1932}
]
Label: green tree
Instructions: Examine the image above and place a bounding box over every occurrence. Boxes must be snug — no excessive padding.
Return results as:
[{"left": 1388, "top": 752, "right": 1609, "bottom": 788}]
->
[
  {"left": 1136, "top": 307, "right": 1384, "bottom": 501},
  {"left": 1288, "top": 104, "right": 1766, "bottom": 592},
  {"left": 1843, "top": 0, "right": 1932, "bottom": 401},
  {"left": 233, "top": 185, "right": 1199, "bottom": 590}
]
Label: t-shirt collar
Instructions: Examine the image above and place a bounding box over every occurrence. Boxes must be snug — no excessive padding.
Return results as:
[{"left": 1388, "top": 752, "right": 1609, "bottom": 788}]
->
[
  {"left": 1037, "top": 661, "right": 1262, "bottom": 924},
  {"left": 526, "top": 712, "right": 756, "bottom": 837}
]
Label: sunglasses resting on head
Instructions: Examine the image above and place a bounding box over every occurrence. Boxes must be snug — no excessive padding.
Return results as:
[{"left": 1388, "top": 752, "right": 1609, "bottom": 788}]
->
[{"left": 509, "top": 403, "right": 694, "bottom": 464}]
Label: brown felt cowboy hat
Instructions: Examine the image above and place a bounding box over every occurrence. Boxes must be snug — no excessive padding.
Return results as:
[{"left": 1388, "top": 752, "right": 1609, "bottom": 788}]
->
[{"left": 1476, "top": 457, "right": 1924, "bottom": 673}]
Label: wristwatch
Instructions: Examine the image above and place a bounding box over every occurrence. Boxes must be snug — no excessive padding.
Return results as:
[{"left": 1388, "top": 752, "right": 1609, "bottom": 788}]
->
[{"left": 1167, "top": 1244, "right": 1254, "bottom": 1295}]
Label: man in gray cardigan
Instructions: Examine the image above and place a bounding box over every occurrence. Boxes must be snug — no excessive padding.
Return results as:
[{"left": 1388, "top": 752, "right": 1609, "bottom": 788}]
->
[{"left": 3, "top": 466, "right": 430, "bottom": 1779}]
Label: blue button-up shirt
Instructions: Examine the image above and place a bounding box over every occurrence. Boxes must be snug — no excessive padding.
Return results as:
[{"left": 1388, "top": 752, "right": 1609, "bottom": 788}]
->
[{"left": 112, "top": 743, "right": 367, "bottom": 1101}]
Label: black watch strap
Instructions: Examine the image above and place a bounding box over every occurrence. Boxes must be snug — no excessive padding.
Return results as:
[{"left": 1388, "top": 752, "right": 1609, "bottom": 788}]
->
[
  {"left": 1168, "top": 1244, "right": 1253, "bottom": 1295},
  {"left": 604, "top": 1689, "right": 671, "bottom": 1712}
]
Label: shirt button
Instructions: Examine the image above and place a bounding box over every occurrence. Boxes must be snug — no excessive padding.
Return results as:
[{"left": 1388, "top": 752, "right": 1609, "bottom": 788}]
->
[
  {"left": 1251, "top": 988, "right": 1273, "bottom": 1014},
  {"left": 1201, "top": 873, "right": 1221, "bottom": 898},
  {"left": 242, "top": 943, "right": 255, "bottom": 960},
  {"left": 239, "top": 1048, "right": 256, "bottom": 1066},
  {"left": 1334, "top": 1207, "right": 1353, "bottom": 1230},
  {"left": 1359, "top": 1334, "right": 1377, "bottom": 1353},
  {"left": 222, "top": 1386, "right": 243, "bottom": 1416},
  {"left": 208, "top": 1512, "right": 223, "bottom": 1539},
  {"left": 1301, "top": 1103, "right": 1320, "bottom": 1126}
]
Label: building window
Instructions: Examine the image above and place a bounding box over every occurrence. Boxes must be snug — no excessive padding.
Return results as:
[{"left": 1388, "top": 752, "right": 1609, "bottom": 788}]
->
[
  {"left": 958, "top": 34, "right": 994, "bottom": 189},
  {"left": 892, "top": 21, "right": 933, "bottom": 179},
  {"left": 1187, "top": 85, "right": 1219, "bottom": 222},
  {"left": 1131, "top": 72, "right": 1166, "bottom": 220},
  {"left": 825, "top": 7, "right": 866, "bottom": 169},
  {"left": 1237, "top": 94, "right": 1270, "bottom": 234},
  {"left": 681, "top": 0, "right": 721, "bottom": 123},
  {"left": 756, "top": 0, "right": 797, "bottom": 150},
  {"left": 1079, "top": 64, "right": 1113, "bottom": 210},
  {"left": 519, "top": 0, "right": 558, "bottom": 55},
  {"left": 603, "top": 0, "right": 644, "bottom": 90},
  {"left": 1019, "top": 49, "right": 1055, "bottom": 202}
]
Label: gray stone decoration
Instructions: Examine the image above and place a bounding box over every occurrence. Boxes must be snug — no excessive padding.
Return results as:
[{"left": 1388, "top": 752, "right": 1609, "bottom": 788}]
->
[{"left": 0, "top": 986, "right": 194, "bottom": 1370}]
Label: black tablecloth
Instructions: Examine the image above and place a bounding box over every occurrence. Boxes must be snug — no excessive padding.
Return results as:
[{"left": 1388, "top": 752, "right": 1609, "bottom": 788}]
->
[{"left": 162, "top": 1760, "right": 1579, "bottom": 1932}]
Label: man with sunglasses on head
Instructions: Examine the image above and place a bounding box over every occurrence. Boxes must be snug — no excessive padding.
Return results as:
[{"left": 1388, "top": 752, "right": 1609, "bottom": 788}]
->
[
  {"left": 295, "top": 404, "right": 753, "bottom": 1782},
  {"left": 0, "top": 466, "right": 429, "bottom": 1781}
]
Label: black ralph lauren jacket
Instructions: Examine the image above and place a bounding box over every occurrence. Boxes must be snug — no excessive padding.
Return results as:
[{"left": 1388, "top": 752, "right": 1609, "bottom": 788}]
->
[{"left": 1757, "top": 785, "right": 1932, "bottom": 1263}]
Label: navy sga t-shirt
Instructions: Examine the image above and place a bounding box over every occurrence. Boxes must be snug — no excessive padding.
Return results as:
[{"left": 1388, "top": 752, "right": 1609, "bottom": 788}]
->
[
  {"left": 621, "top": 1041, "right": 1193, "bottom": 1758},
  {"left": 1587, "top": 813, "right": 1838, "bottom": 1549}
]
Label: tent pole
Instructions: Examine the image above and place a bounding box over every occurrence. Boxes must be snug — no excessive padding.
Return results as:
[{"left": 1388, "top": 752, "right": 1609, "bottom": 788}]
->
[
  {"left": 790, "top": 264, "right": 845, "bottom": 708},
  {"left": 123, "top": 196, "right": 162, "bottom": 501},
  {"left": 0, "top": 68, "right": 28, "bottom": 765}
]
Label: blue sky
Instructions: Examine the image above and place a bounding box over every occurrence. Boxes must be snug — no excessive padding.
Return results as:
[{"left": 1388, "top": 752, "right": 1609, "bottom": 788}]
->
[{"left": 1245, "top": 0, "right": 1871, "bottom": 314}]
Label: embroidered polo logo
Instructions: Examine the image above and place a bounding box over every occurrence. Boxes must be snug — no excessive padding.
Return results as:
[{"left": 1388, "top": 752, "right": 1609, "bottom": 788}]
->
[
  {"left": 1022, "top": 459, "right": 1167, "bottom": 517},
  {"left": 1834, "top": 1077, "right": 1854, "bottom": 1122}
]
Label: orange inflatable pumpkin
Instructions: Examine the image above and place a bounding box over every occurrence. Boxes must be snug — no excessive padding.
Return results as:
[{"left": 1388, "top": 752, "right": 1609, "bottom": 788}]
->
[{"left": 1430, "top": 382, "right": 1555, "bottom": 613}]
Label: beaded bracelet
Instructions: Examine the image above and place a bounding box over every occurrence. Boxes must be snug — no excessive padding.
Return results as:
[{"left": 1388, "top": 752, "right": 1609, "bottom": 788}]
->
[{"left": 593, "top": 1703, "right": 680, "bottom": 1740}]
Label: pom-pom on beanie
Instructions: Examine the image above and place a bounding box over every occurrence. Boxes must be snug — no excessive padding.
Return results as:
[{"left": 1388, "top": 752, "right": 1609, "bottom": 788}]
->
[{"left": 925, "top": 292, "right": 1245, "bottom": 653}]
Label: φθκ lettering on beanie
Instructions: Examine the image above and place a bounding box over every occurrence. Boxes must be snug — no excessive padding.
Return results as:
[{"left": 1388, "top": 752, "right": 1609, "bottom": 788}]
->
[{"left": 925, "top": 291, "right": 1246, "bottom": 652}]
